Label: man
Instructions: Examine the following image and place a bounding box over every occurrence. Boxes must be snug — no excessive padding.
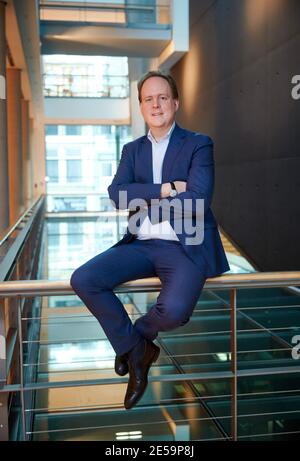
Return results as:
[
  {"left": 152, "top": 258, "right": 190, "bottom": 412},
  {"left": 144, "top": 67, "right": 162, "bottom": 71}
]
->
[{"left": 70, "top": 70, "right": 230, "bottom": 410}]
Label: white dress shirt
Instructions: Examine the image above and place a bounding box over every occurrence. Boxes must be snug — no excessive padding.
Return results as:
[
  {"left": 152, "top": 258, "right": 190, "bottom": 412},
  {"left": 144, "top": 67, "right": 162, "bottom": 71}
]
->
[{"left": 136, "top": 122, "right": 179, "bottom": 241}]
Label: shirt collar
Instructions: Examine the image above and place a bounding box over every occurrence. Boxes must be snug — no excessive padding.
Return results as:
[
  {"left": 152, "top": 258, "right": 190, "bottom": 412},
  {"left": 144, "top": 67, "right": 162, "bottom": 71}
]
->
[{"left": 147, "top": 121, "right": 176, "bottom": 144}]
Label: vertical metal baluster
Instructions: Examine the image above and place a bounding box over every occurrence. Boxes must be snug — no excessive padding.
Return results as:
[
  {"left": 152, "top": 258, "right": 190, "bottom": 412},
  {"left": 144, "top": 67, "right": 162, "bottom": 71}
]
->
[
  {"left": 230, "top": 288, "right": 237, "bottom": 441},
  {"left": 17, "top": 297, "right": 26, "bottom": 441}
]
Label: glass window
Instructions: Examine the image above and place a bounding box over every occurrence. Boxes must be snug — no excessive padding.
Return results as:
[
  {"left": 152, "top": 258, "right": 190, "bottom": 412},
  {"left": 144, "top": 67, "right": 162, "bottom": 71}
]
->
[
  {"left": 53, "top": 197, "right": 86, "bottom": 212},
  {"left": 101, "top": 162, "right": 112, "bottom": 177},
  {"left": 43, "top": 56, "right": 129, "bottom": 98},
  {"left": 48, "top": 234, "right": 60, "bottom": 247},
  {"left": 66, "top": 160, "right": 81, "bottom": 182},
  {"left": 68, "top": 221, "right": 83, "bottom": 234},
  {"left": 46, "top": 125, "right": 58, "bottom": 136},
  {"left": 46, "top": 160, "right": 59, "bottom": 183},
  {"left": 100, "top": 197, "right": 114, "bottom": 211},
  {"left": 47, "top": 148, "right": 58, "bottom": 158},
  {"left": 67, "top": 233, "right": 83, "bottom": 246},
  {"left": 47, "top": 221, "right": 60, "bottom": 234},
  {"left": 93, "top": 126, "right": 112, "bottom": 136},
  {"left": 65, "top": 146, "right": 81, "bottom": 157},
  {"left": 65, "top": 125, "right": 81, "bottom": 135},
  {"left": 45, "top": 124, "right": 132, "bottom": 212}
]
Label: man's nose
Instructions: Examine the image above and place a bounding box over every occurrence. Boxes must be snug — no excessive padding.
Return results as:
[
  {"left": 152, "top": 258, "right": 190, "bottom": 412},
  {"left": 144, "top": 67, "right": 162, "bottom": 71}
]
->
[{"left": 152, "top": 98, "right": 160, "bottom": 108}]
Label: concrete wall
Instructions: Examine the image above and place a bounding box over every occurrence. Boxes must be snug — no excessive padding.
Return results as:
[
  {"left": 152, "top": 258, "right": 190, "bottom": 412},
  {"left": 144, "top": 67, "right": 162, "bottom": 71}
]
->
[
  {"left": 171, "top": 0, "right": 300, "bottom": 271},
  {"left": 44, "top": 97, "right": 130, "bottom": 125}
]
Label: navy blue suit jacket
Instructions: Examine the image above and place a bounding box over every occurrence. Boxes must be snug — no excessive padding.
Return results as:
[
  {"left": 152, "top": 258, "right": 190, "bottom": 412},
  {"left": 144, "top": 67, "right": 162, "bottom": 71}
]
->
[{"left": 108, "top": 123, "right": 230, "bottom": 278}]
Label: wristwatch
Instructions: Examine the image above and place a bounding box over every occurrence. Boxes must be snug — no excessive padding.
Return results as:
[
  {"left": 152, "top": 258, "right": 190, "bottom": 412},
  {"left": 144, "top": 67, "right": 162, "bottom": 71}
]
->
[{"left": 169, "top": 181, "right": 177, "bottom": 197}]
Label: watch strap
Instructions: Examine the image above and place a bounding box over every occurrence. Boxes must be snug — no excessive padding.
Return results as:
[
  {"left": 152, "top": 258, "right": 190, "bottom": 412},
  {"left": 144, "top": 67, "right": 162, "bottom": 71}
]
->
[{"left": 170, "top": 181, "right": 176, "bottom": 191}]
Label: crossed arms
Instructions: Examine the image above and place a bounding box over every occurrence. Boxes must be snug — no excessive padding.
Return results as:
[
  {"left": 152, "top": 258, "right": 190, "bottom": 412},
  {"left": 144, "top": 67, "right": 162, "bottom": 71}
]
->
[{"left": 107, "top": 136, "right": 214, "bottom": 219}]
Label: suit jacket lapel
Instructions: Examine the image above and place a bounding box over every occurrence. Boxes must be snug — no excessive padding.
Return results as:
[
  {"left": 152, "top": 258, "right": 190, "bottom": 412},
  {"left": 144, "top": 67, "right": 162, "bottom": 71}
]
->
[
  {"left": 161, "top": 124, "right": 187, "bottom": 183},
  {"left": 140, "top": 136, "right": 153, "bottom": 183},
  {"left": 140, "top": 124, "right": 187, "bottom": 184}
]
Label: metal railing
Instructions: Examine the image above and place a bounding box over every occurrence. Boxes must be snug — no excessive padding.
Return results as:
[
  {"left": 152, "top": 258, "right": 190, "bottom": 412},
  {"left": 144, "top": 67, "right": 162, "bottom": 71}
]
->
[
  {"left": 0, "top": 271, "right": 300, "bottom": 440},
  {"left": 43, "top": 73, "right": 129, "bottom": 98},
  {"left": 0, "top": 196, "right": 45, "bottom": 280},
  {"left": 0, "top": 196, "right": 46, "bottom": 441},
  {"left": 39, "top": 1, "right": 171, "bottom": 27}
]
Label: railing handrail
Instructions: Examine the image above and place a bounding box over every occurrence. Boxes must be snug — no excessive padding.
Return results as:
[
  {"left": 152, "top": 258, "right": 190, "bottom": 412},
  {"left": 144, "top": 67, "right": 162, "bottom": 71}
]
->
[
  {"left": 0, "top": 271, "right": 300, "bottom": 297},
  {"left": 0, "top": 196, "right": 46, "bottom": 282},
  {"left": 0, "top": 195, "right": 44, "bottom": 248},
  {"left": 40, "top": 1, "right": 170, "bottom": 13},
  {"left": 43, "top": 72, "right": 128, "bottom": 78}
]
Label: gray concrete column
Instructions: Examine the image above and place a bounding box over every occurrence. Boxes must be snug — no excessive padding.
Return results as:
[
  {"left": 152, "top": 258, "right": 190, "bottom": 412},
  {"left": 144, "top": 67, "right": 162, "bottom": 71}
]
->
[
  {"left": 0, "top": 0, "right": 9, "bottom": 236},
  {"left": 128, "top": 58, "right": 147, "bottom": 139},
  {"left": 7, "top": 67, "right": 23, "bottom": 224},
  {"left": 130, "top": 80, "right": 146, "bottom": 139}
]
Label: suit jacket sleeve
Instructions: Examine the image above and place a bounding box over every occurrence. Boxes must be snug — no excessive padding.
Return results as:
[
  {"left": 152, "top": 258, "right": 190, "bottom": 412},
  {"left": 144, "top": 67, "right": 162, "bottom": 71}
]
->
[
  {"left": 107, "top": 145, "right": 162, "bottom": 209},
  {"left": 150, "top": 136, "right": 214, "bottom": 223},
  {"left": 173, "top": 136, "right": 214, "bottom": 214}
]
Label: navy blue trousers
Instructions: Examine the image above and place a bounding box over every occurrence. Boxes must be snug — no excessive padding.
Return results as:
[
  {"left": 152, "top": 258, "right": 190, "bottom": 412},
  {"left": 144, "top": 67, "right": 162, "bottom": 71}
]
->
[{"left": 70, "top": 238, "right": 206, "bottom": 356}]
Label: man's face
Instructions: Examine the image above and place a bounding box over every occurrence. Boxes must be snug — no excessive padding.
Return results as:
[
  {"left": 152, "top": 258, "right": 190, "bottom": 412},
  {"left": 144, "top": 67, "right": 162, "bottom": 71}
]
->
[{"left": 139, "top": 76, "right": 179, "bottom": 132}]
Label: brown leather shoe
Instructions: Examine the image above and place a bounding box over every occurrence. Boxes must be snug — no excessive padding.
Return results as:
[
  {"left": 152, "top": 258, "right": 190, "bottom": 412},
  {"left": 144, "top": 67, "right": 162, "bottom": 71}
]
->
[
  {"left": 124, "top": 339, "right": 160, "bottom": 410},
  {"left": 114, "top": 353, "right": 129, "bottom": 376}
]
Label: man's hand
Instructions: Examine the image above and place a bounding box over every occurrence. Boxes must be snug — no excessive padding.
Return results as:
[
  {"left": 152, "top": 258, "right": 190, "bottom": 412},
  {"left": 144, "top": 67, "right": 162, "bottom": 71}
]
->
[
  {"left": 160, "top": 181, "right": 187, "bottom": 198},
  {"left": 173, "top": 181, "right": 187, "bottom": 194},
  {"left": 160, "top": 183, "right": 171, "bottom": 198}
]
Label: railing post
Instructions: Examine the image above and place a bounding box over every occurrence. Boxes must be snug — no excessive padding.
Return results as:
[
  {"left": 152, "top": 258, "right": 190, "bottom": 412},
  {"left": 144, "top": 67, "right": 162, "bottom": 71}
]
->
[
  {"left": 0, "top": 297, "right": 6, "bottom": 383},
  {"left": 230, "top": 288, "right": 237, "bottom": 441},
  {"left": 17, "top": 296, "right": 26, "bottom": 441},
  {"left": 0, "top": 297, "right": 9, "bottom": 441},
  {"left": 0, "top": 392, "right": 9, "bottom": 441}
]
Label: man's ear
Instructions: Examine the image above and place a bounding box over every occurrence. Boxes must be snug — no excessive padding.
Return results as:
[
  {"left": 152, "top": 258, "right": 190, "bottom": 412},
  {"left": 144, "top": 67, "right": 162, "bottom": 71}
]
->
[{"left": 175, "top": 99, "right": 179, "bottom": 111}]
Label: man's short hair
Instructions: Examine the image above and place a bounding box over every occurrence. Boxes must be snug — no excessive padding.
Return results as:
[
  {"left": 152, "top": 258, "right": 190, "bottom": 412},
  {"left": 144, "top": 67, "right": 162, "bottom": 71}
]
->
[{"left": 137, "top": 70, "right": 179, "bottom": 102}]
